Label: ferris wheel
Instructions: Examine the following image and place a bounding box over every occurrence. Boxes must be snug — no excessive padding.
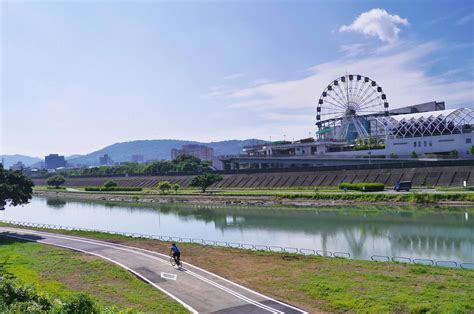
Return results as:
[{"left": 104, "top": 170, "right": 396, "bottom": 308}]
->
[{"left": 316, "top": 74, "right": 388, "bottom": 142}]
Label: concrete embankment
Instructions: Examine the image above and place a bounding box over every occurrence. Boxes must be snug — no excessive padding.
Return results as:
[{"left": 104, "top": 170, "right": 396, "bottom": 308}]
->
[
  {"left": 34, "top": 190, "right": 474, "bottom": 207},
  {"left": 33, "top": 164, "right": 474, "bottom": 189}
]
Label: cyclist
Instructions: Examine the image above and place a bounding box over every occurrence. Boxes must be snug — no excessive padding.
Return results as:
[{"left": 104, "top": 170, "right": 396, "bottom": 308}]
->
[{"left": 169, "top": 243, "right": 181, "bottom": 267}]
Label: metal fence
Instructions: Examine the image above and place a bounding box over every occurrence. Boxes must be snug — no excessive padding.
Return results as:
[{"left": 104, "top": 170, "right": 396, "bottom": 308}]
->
[{"left": 1, "top": 220, "right": 472, "bottom": 270}]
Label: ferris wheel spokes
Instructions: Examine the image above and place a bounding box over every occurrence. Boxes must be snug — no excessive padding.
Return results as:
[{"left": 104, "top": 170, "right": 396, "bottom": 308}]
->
[{"left": 316, "top": 74, "right": 389, "bottom": 142}]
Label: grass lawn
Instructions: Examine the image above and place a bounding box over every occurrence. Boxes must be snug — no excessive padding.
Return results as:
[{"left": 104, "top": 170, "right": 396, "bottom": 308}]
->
[
  {"left": 0, "top": 235, "right": 187, "bottom": 313},
  {"left": 3, "top": 225, "right": 473, "bottom": 313}
]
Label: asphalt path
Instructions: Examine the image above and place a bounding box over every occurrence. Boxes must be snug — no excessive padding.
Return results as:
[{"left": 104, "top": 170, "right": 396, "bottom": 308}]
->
[{"left": 0, "top": 227, "right": 307, "bottom": 314}]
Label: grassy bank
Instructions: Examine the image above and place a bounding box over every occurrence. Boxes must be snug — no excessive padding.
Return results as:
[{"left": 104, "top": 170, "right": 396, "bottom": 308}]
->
[
  {"left": 35, "top": 185, "right": 474, "bottom": 205},
  {"left": 2, "top": 224, "right": 473, "bottom": 313},
  {"left": 0, "top": 235, "right": 186, "bottom": 313}
]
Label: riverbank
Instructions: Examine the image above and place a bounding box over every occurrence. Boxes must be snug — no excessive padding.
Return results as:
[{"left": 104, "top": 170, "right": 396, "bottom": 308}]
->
[
  {"left": 0, "top": 234, "right": 186, "bottom": 313},
  {"left": 34, "top": 188, "right": 474, "bottom": 207},
  {"left": 1, "top": 223, "right": 472, "bottom": 313}
]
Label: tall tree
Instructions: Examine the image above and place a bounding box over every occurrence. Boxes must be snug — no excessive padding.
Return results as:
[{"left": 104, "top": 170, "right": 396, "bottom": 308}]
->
[{"left": 0, "top": 166, "right": 34, "bottom": 209}]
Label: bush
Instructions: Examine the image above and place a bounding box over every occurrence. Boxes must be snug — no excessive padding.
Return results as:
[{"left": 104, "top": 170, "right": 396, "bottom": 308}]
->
[
  {"left": 84, "top": 186, "right": 142, "bottom": 192},
  {"left": 172, "top": 183, "right": 180, "bottom": 194},
  {"left": 450, "top": 150, "right": 459, "bottom": 158},
  {"left": 339, "top": 182, "right": 385, "bottom": 192},
  {"left": 410, "top": 151, "right": 418, "bottom": 158},
  {"left": 157, "top": 181, "right": 172, "bottom": 193},
  {"left": 103, "top": 180, "right": 117, "bottom": 189},
  {"left": 46, "top": 175, "right": 65, "bottom": 188},
  {"left": 0, "top": 278, "right": 103, "bottom": 313},
  {"left": 62, "top": 293, "right": 98, "bottom": 314},
  {"left": 389, "top": 153, "right": 398, "bottom": 159}
]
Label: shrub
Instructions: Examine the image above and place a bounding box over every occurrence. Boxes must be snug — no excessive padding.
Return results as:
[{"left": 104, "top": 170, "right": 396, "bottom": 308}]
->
[
  {"left": 450, "top": 149, "right": 459, "bottom": 158},
  {"left": 471, "top": 145, "right": 474, "bottom": 155},
  {"left": 410, "top": 151, "right": 418, "bottom": 158},
  {"left": 84, "top": 186, "right": 142, "bottom": 192},
  {"left": 172, "top": 183, "right": 180, "bottom": 194},
  {"left": 103, "top": 180, "right": 117, "bottom": 189},
  {"left": 389, "top": 153, "right": 398, "bottom": 158},
  {"left": 46, "top": 175, "right": 65, "bottom": 188},
  {"left": 338, "top": 182, "right": 385, "bottom": 192},
  {"left": 0, "top": 278, "right": 103, "bottom": 313},
  {"left": 62, "top": 293, "right": 98, "bottom": 314},
  {"left": 157, "top": 181, "right": 172, "bottom": 193}
]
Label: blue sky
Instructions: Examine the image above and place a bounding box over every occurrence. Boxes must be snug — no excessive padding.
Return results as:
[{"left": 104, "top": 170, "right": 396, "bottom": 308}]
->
[{"left": 1, "top": 0, "right": 473, "bottom": 156}]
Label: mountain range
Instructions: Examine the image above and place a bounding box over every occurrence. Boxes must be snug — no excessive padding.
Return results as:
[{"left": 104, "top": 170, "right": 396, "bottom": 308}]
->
[{"left": 1, "top": 139, "right": 265, "bottom": 168}]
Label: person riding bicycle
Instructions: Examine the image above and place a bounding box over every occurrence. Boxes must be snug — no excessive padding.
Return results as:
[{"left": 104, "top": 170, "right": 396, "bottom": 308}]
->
[{"left": 170, "top": 243, "right": 181, "bottom": 265}]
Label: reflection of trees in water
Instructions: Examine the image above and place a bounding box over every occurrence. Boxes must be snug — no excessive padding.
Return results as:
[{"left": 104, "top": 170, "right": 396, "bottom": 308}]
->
[
  {"left": 41, "top": 197, "right": 474, "bottom": 259},
  {"left": 389, "top": 226, "right": 474, "bottom": 259},
  {"left": 343, "top": 228, "right": 368, "bottom": 257},
  {"left": 46, "top": 198, "right": 66, "bottom": 209}
]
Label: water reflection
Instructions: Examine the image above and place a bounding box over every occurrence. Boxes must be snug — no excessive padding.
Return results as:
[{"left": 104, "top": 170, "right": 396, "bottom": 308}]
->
[{"left": 1, "top": 197, "right": 472, "bottom": 262}]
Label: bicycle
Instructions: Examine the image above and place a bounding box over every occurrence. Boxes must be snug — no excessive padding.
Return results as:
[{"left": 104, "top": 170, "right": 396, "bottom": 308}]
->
[{"left": 170, "top": 255, "right": 182, "bottom": 268}]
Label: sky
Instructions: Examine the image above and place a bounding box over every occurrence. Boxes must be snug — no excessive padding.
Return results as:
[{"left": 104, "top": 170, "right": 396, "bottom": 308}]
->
[{"left": 1, "top": 0, "right": 473, "bottom": 157}]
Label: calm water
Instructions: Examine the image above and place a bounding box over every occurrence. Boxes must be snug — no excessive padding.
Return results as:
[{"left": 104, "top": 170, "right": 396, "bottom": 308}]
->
[{"left": 1, "top": 197, "right": 473, "bottom": 262}]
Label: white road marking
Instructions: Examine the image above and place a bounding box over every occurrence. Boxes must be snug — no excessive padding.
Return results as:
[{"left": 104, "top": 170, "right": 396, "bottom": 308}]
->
[
  {"left": 0, "top": 228, "right": 303, "bottom": 313},
  {"left": 161, "top": 272, "right": 177, "bottom": 280},
  {"left": 2, "top": 232, "right": 198, "bottom": 314}
]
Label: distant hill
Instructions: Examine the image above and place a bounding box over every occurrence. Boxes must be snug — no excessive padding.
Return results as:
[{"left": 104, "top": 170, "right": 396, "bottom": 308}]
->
[
  {"left": 0, "top": 155, "right": 42, "bottom": 168},
  {"left": 67, "top": 139, "right": 265, "bottom": 165}
]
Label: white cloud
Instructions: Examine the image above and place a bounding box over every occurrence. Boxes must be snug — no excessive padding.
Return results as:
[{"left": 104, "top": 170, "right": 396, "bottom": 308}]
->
[
  {"left": 456, "top": 13, "right": 474, "bottom": 25},
  {"left": 339, "top": 43, "right": 367, "bottom": 57},
  {"left": 340, "top": 8, "right": 408, "bottom": 43},
  {"left": 213, "top": 41, "right": 473, "bottom": 139},
  {"left": 223, "top": 73, "right": 245, "bottom": 80}
]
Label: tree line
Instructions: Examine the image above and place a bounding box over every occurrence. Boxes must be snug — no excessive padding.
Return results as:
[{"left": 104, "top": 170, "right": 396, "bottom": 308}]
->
[{"left": 30, "top": 155, "right": 211, "bottom": 178}]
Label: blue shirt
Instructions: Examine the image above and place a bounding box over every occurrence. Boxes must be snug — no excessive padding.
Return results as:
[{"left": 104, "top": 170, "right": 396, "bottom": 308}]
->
[{"left": 171, "top": 245, "right": 180, "bottom": 254}]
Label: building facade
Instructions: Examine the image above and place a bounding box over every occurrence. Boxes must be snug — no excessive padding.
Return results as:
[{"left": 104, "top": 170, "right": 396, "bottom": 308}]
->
[
  {"left": 171, "top": 144, "right": 214, "bottom": 161},
  {"left": 99, "top": 154, "right": 114, "bottom": 166},
  {"left": 220, "top": 103, "right": 474, "bottom": 170},
  {"left": 45, "top": 154, "right": 66, "bottom": 169}
]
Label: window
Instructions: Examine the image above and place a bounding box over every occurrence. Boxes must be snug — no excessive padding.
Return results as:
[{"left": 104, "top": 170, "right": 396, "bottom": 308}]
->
[
  {"left": 439, "top": 139, "right": 454, "bottom": 142},
  {"left": 429, "top": 141, "right": 432, "bottom": 147},
  {"left": 414, "top": 142, "right": 417, "bottom": 147},
  {"left": 393, "top": 142, "right": 408, "bottom": 145},
  {"left": 424, "top": 141, "right": 427, "bottom": 147},
  {"left": 467, "top": 138, "right": 472, "bottom": 144}
]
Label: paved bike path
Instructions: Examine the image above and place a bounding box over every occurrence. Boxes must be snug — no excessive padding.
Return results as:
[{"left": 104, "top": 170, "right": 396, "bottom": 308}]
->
[{"left": 0, "top": 227, "right": 306, "bottom": 314}]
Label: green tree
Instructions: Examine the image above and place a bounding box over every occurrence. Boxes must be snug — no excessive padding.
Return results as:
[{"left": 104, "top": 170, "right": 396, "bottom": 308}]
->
[
  {"left": 190, "top": 173, "right": 223, "bottom": 193},
  {"left": 410, "top": 151, "right": 418, "bottom": 159},
  {"left": 471, "top": 145, "right": 474, "bottom": 155},
  {"left": 144, "top": 161, "right": 175, "bottom": 174},
  {"left": 0, "top": 166, "right": 34, "bottom": 209},
  {"left": 450, "top": 149, "right": 459, "bottom": 158},
  {"left": 46, "top": 175, "right": 65, "bottom": 189},
  {"left": 172, "top": 183, "right": 180, "bottom": 194},
  {"left": 389, "top": 153, "right": 398, "bottom": 159},
  {"left": 157, "top": 181, "right": 172, "bottom": 193},
  {"left": 103, "top": 180, "right": 117, "bottom": 189}
]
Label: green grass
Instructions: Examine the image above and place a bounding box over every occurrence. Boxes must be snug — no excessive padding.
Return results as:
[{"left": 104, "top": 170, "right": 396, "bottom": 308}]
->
[
  {"left": 0, "top": 235, "right": 187, "bottom": 313},
  {"left": 34, "top": 185, "right": 474, "bottom": 204},
  {"left": 1, "top": 224, "right": 473, "bottom": 312}
]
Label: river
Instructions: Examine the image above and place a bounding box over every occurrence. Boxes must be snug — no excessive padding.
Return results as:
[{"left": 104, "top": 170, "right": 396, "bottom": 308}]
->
[{"left": 1, "top": 197, "right": 473, "bottom": 263}]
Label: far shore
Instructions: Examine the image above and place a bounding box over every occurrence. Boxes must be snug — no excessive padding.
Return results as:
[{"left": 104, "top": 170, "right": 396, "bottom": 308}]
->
[{"left": 34, "top": 189, "right": 474, "bottom": 208}]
